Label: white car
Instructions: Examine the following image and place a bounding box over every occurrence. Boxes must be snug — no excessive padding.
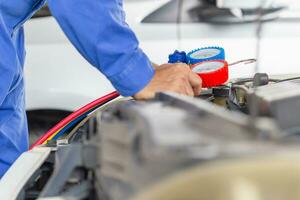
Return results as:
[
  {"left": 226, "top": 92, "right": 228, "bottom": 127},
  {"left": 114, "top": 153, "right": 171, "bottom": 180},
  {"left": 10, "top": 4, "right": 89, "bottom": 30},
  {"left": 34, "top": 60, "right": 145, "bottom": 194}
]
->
[{"left": 24, "top": 0, "right": 300, "bottom": 140}]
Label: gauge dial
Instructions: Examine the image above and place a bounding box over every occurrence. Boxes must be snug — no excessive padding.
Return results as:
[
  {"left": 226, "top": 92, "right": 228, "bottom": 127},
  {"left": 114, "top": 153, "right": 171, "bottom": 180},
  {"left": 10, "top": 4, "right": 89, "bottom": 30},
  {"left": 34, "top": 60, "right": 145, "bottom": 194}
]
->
[{"left": 191, "top": 60, "right": 229, "bottom": 88}]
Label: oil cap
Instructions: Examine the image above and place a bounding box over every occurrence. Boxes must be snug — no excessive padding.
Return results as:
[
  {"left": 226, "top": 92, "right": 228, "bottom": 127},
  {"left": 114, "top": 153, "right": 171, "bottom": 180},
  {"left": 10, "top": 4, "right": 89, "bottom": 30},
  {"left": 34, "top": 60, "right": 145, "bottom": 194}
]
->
[
  {"left": 187, "top": 47, "right": 225, "bottom": 64},
  {"left": 191, "top": 60, "right": 229, "bottom": 88}
]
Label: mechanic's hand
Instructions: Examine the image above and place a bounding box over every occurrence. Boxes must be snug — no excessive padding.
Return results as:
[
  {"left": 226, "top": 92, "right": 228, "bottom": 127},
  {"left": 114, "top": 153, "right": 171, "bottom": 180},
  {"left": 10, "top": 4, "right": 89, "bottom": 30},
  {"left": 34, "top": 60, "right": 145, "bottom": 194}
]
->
[{"left": 134, "top": 63, "right": 202, "bottom": 100}]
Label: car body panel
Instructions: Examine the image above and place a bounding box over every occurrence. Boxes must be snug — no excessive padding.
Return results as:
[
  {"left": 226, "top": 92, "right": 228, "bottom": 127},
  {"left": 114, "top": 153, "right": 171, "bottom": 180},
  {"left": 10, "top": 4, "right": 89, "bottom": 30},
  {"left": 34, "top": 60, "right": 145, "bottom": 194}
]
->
[
  {"left": 0, "top": 147, "right": 52, "bottom": 200},
  {"left": 24, "top": 17, "right": 115, "bottom": 111}
]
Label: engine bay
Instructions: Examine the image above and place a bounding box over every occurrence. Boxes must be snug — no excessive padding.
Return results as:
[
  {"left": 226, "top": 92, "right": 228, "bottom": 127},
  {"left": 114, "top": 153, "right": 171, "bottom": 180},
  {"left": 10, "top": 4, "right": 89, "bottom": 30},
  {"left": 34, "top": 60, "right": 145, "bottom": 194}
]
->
[{"left": 3, "top": 73, "right": 300, "bottom": 200}]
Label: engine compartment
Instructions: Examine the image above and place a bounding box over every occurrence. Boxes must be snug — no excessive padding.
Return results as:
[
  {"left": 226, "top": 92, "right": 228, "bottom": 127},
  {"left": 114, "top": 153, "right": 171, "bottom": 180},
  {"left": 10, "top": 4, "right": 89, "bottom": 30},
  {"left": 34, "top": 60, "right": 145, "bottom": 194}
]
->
[{"left": 6, "top": 73, "right": 300, "bottom": 200}]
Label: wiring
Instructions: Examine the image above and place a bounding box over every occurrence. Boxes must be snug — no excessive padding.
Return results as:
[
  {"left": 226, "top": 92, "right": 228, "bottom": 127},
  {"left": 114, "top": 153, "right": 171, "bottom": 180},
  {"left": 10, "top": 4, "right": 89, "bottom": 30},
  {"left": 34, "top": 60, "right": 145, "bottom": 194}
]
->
[
  {"left": 276, "top": 77, "right": 300, "bottom": 83},
  {"left": 231, "top": 78, "right": 279, "bottom": 85},
  {"left": 30, "top": 91, "right": 120, "bottom": 149},
  {"left": 50, "top": 114, "right": 87, "bottom": 141},
  {"left": 47, "top": 105, "right": 103, "bottom": 142},
  {"left": 61, "top": 111, "right": 99, "bottom": 144},
  {"left": 46, "top": 105, "right": 104, "bottom": 142},
  {"left": 61, "top": 97, "right": 132, "bottom": 144},
  {"left": 230, "top": 76, "right": 300, "bottom": 86}
]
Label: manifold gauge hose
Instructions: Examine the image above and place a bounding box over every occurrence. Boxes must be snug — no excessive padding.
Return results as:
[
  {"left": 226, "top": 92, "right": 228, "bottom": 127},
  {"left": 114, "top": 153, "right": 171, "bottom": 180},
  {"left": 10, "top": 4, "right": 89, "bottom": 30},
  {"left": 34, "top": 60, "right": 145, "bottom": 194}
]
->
[{"left": 191, "top": 60, "right": 229, "bottom": 88}]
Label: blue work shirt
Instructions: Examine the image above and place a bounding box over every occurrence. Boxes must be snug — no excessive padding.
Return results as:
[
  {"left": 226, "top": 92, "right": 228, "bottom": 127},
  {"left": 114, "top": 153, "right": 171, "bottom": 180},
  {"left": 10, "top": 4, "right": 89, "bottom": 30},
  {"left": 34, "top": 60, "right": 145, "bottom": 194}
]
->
[{"left": 0, "top": 0, "right": 154, "bottom": 177}]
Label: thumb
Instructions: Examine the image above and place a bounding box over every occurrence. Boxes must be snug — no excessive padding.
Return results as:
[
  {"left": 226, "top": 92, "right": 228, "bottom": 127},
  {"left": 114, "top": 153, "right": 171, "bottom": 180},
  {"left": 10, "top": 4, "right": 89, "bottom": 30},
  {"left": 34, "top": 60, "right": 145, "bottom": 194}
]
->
[{"left": 188, "top": 72, "right": 202, "bottom": 96}]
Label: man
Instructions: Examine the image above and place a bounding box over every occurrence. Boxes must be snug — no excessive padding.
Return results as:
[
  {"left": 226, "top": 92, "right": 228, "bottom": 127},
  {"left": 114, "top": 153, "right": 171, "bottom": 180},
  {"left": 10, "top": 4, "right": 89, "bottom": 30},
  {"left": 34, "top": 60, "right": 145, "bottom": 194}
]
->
[{"left": 0, "top": 0, "right": 202, "bottom": 177}]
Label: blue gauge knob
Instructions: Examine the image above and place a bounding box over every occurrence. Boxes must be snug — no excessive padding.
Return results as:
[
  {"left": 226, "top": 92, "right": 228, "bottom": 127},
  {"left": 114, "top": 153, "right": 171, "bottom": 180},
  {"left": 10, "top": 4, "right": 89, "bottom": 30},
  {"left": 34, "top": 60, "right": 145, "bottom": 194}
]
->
[
  {"left": 187, "top": 47, "right": 225, "bottom": 64},
  {"left": 168, "top": 50, "right": 187, "bottom": 64}
]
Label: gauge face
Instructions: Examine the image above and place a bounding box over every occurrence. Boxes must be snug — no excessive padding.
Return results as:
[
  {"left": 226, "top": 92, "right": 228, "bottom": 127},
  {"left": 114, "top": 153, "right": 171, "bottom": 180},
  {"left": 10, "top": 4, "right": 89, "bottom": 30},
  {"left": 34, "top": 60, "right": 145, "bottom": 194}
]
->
[
  {"left": 190, "top": 49, "right": 221, "bottom": 60},
  {"left": 192, "top": 61, "right": 225, "bottom": 73}
]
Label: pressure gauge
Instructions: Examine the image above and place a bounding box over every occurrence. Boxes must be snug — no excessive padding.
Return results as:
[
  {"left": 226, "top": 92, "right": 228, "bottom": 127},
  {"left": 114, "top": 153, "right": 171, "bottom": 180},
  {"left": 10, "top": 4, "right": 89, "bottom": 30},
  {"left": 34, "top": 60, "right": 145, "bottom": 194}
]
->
[
  {"left": 191, "top": 60, "right": 229, "bottom": 88},
  {"left": 187, "top": 47, "right": 225, "bottom": 64}
]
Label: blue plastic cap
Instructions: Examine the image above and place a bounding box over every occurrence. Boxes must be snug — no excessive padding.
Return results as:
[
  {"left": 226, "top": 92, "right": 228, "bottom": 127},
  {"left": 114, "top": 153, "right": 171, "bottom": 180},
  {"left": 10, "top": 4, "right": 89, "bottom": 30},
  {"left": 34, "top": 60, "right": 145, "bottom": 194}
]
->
[
  {"left": 168, "top": 50, "right": 187, "bottom": 64},
  {"left": 187, "top": 47, "right": 225, "bottom": 64}
]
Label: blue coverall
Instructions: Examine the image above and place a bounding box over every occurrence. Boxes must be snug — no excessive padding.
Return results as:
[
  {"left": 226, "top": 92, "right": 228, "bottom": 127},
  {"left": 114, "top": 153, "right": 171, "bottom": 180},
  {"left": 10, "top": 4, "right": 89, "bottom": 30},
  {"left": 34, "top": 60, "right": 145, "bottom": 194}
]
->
[{"left": 0, "top": 0, "right": 154, "bottom": 177}]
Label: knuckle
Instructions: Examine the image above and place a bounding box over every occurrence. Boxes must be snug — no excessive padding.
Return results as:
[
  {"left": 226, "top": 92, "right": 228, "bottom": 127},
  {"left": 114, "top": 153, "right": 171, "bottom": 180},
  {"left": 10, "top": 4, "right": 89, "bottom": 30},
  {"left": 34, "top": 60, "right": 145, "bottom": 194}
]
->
[
  {"left": 174, "top": 75, "right": 188, "bottom": 84},
  {"left": 173, "top": 64, "right": 190, "bottom": 73},
  {"left": 173, "top": 65, "right": 182, "bottom": 72},
  {"left": 179, "top": 65, "right": 190, "bottom": 71}
]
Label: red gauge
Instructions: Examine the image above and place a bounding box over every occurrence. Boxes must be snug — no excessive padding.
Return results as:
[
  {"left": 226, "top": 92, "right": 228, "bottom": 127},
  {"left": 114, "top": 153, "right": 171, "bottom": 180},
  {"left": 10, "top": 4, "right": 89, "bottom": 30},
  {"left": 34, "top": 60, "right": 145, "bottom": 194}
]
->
[{"left": 191, "top": 60, "right": 229, "bottom": 88}]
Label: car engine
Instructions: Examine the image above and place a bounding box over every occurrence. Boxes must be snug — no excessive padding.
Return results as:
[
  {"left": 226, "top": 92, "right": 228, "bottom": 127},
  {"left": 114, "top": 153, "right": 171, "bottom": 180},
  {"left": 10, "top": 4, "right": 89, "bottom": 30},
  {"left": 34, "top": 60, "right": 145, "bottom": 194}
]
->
[{"left": 7, "top": 73, "right": 300, "bottom": 200}]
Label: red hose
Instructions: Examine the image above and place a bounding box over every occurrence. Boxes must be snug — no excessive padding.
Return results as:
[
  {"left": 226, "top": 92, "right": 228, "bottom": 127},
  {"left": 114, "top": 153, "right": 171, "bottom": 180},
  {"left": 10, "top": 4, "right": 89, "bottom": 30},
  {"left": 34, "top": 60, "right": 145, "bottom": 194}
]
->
[{"left": 30, "top": 91, "right": 120, "bottom": 149}]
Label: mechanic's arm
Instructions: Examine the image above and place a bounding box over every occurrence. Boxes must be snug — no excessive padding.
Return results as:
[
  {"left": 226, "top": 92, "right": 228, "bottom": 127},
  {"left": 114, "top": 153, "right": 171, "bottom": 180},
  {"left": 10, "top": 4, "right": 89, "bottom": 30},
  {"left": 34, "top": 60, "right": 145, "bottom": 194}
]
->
[
  {"left": 47, "top": 0, "right": 201, "bottom": 99},
  {"left": 0, "top": 16, "right": 19, "bottom": 106}
]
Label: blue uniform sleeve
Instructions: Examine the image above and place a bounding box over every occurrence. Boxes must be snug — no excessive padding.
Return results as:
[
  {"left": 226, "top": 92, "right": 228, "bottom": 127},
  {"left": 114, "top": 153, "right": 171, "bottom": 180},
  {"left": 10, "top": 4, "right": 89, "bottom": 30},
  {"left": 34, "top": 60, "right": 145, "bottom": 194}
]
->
[
  {"left": 0, "top": 14, "right": 19, "bottom": 106},
  {"left": 47, "top": 0, "right": 154, "bottom": 96}
]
